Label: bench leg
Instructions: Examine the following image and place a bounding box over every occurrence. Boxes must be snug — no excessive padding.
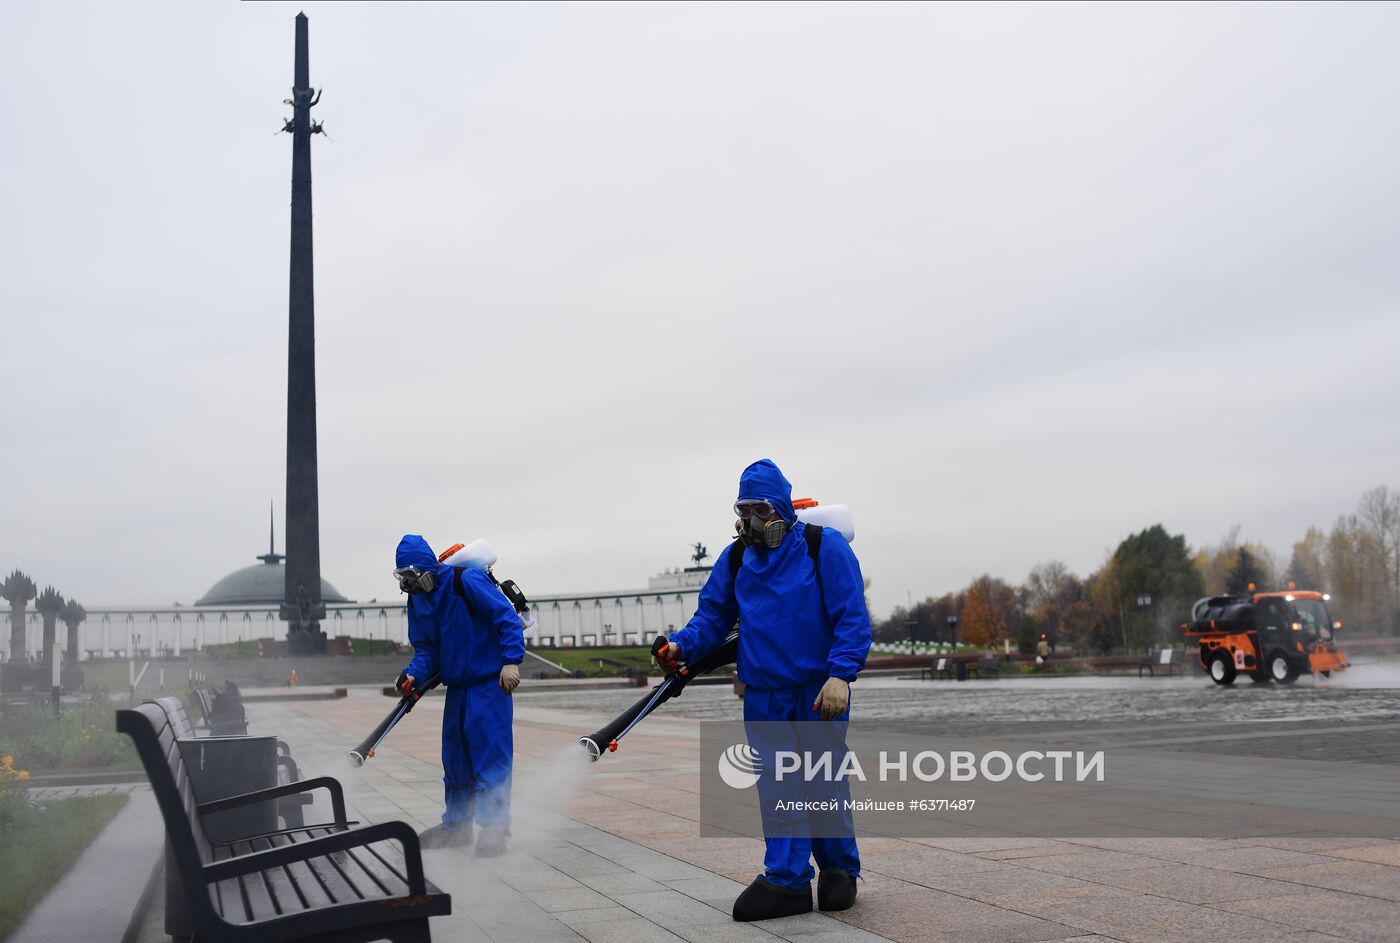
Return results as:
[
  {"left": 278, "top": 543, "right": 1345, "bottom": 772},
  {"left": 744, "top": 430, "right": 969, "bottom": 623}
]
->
[{"left": 164, "top": 841, "right": 194, "bottom": 940}]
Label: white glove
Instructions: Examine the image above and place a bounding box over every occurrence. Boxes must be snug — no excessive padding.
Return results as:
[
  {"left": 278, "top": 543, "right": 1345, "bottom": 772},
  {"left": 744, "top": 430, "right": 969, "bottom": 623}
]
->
[
  {"left": 499, "top": 664, "right": 521, "bottom": 695},
  {"left": 813, "top": 677, "right": 850, "bottom": 720}
]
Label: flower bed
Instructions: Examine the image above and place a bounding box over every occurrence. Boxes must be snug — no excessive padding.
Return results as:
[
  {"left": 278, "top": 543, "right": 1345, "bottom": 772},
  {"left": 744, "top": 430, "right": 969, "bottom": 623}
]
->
[{"left": 0, "top": 697, "right": 137, "bottom": 774}]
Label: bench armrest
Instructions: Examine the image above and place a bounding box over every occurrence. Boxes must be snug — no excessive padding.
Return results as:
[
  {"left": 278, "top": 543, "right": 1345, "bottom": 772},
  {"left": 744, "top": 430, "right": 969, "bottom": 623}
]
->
[
  {"left": 197, "top": 776, "right": 346, "bottom": 825},
  {"left": 207, "top": 820, "right": 362, "bottom": 847},
  {"left": 203, "top": 820, "right": 425, "bottom": 893},
  {"left": 276, "top": 754, "right": 301, "bottom": 781}
]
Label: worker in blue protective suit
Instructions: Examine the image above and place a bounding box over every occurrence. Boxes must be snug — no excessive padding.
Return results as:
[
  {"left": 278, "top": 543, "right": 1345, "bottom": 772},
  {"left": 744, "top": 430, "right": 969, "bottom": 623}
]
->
[
  {"left": 393, "top": 534, "right": 525, "bottom": 856},
  {"left": 659, "top": 459, "right": 871, "bottom": 921}
]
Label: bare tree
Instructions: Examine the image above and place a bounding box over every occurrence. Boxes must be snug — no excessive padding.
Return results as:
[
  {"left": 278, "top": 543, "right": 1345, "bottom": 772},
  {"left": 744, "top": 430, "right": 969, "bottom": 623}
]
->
[{"left": 1358, "top": 485, "right": 1400, "bottom": 593}]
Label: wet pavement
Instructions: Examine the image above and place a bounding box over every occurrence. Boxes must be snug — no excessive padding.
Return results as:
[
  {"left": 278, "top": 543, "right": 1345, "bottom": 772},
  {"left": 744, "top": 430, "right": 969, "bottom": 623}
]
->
[
  {"left": 105, "top": 663, "right": 1400, "bottom": 942},
  {"left": 524, "top": 662, "right": 1400, "bottom": 727}
]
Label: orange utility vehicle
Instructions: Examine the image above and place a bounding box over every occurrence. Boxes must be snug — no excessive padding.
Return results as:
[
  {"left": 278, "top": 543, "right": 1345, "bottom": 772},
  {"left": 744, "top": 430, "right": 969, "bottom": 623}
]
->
[{"left": 1184, "top": 588, "right": 1348, "bottom": 685}]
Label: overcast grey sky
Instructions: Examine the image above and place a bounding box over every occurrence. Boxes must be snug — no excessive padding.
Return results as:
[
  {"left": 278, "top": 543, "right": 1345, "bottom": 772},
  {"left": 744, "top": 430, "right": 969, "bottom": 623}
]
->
[{"left": 3, "top": 1, "right": 1398, "bottom": 619}]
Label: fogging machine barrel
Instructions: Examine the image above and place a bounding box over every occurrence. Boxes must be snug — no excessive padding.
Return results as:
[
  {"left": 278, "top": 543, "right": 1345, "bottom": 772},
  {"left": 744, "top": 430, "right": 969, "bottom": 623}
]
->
[
  {"left": 348, "top": 671, "right": 441, "bottom": 766},
  {"left": 580, "top": 630, "right": 738, "bottom": 760}
]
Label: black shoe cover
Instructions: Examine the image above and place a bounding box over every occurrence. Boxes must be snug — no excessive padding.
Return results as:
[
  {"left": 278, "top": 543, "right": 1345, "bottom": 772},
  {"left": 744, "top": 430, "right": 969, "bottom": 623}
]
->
[
  {"left": 419, "top": 823, "right": 472, "bottom": 849},
  {"left": 732, "top": 875, "right": 813, "bottom": 922},
  {"left": 817, "top": 870, "right": 857, "bottom": 911},
  {"left": 475, "top": 825, "right": 509, "bottom": 858}
]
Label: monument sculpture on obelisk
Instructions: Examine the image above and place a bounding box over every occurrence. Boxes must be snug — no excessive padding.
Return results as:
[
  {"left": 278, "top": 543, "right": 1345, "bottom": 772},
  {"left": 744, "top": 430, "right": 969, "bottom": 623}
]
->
[{"left": 280, "top": 12, "right": 328, "bottom": 654}]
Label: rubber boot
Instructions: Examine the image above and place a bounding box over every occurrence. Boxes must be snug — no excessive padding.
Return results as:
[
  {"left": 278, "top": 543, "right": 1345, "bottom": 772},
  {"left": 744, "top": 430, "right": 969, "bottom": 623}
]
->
[
  {"left": 817, "top": 870, "right": 857, "bottom": 911},
  {"left": 419, "top": 822, "right": 472, "bottom": 850},
  {"left": 732, "top": 876, "right": 813, "bottom": 922},
  {"left": 475, "top": 824, "right": 509, "bottom": 858}
]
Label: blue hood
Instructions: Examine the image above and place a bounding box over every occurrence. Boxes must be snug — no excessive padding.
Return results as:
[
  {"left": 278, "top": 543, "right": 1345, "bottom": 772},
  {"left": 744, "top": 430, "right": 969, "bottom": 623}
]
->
[
  {"left": 737, "top": 459, "right": 795, "bottom": 524},
  {"left": 396, "top": 534, "right": 439, "bottom": 570}
]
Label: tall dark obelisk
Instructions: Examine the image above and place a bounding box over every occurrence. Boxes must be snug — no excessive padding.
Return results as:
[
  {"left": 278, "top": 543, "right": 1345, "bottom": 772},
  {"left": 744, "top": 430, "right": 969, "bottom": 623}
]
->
[{"left": 280, "top": 12, "right": 327, "bottom": 654}]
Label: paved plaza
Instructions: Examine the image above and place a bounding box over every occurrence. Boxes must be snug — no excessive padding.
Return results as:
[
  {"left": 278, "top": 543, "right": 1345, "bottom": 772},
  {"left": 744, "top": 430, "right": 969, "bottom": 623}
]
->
[{"left": 148, "top": 681, "right": 1400, "bottom": 943}]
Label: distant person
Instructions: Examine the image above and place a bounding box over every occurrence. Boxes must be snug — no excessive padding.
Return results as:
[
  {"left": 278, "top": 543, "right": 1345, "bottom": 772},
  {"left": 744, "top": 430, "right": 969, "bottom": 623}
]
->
[
  {"left": 394, "top": 534, "right": 524, "bottom": 855},
  {"left": 658, "top": 459, "right": 871, "bottom": 921},
  {"left": 1036, "top": 633, "right": 1051, "bottom": 664},
  {"left": 287, "top": 669, "right": 298, "bottom": 687}
]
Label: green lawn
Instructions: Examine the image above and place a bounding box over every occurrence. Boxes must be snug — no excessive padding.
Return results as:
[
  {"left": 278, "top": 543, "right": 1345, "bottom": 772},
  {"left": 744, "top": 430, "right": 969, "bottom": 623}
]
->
[
  {"left": 347, "top": 637, "right": 406, "bottom": 656},
  {"left": 0, "top": 699, "right": 139, "bottom": 774},
  {"left": 536, "top": 645, "right": 736, "bottom": 678},
  {"left": 0, "top": 793, "right": 128, "bottom": 941},
  {"left": 69, "top": 659, "right": 141, "bottom": 693},
  {"left": 536, "top": 646, "right": 660, "bottom": 677}
]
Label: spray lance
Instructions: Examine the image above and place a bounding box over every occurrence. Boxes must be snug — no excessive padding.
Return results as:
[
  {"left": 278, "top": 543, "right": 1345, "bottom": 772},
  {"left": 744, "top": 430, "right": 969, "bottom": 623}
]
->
[
  {"left": 348, "top": 538, "right": 533, "bottom": 767},
  {"left": 579, "top": 630, "right": 739, "bottom": 761},
  {"left": 579, "top": 497, "right": 856, "bottom": 761}
]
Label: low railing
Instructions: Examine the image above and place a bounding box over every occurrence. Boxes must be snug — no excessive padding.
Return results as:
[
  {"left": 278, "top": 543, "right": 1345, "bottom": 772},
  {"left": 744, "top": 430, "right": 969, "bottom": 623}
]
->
[
  {"left": 4, "top": 602, "right": 410, "bottom": 662},
  {"left": 4, "top": 584, "right": 714, "bottom": 660}
]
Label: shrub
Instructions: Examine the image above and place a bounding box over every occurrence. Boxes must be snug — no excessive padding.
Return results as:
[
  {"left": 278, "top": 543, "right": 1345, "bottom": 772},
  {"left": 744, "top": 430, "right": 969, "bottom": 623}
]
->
[
  {"left": 0, "top": 696, "right": 136, "bottom": 774},
  {"left": 0, "top": 754, "right": 36, "bottom": 832}
]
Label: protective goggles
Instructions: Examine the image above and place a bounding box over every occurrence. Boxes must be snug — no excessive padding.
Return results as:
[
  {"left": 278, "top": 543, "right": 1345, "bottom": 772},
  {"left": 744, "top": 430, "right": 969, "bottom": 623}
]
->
[
  {"left": 393, "top": 566, "right": 435, "bottom": 595},
  {"left": 733, "top": 499, "right": 779, "bottom": 521}
]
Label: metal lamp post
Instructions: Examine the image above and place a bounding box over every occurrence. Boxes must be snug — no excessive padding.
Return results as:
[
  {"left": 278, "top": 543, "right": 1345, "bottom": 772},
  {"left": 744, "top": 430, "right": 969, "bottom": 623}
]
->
[{"left": 1135, "top": 592, "right": 1153, "bottom": 653}]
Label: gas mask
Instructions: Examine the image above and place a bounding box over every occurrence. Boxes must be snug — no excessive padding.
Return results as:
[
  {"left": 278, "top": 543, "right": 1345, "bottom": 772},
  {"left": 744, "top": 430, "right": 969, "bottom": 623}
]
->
[
  {"left": 734, "top": 499, "right": 788, "bottom": 549},
  {"left": 393, "top": 565, "right": 435, "bottom": 595}
]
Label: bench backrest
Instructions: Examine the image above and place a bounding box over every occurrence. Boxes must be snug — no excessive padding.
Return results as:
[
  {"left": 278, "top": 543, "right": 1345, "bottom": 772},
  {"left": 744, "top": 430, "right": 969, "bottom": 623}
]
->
[
  {"left": 115, "top": 704, "right": 216, "bottom": 922},
  {"left": 152, "top": 695, "right": 198, "bottom": 739}
]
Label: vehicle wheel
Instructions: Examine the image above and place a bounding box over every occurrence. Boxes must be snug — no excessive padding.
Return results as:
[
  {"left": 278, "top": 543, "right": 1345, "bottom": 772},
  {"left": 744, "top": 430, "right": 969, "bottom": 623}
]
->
[
  {"left": 1270, "top": 654, "right": 1299, "bottom": 684},
  {"left": 1320, "top": 670, "right": 1331, "bottom": 679},
  {"left": 1209, "top": 653, "right": 1237, "bottom": 685}
]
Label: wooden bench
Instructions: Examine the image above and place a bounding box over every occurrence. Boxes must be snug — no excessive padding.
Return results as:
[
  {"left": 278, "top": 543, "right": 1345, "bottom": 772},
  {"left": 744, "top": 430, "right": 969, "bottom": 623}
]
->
[
  {"left": 920, "top": 657, "right": 952, "bottom": 680},
  {"left": 1139, "top": 648, "right": 1184, "bottom": 677},
  {"left": 191, "top": 686, "right": 216, "bottom": 730},
  {"left": 117, "top": 702, "right": 450, "bottom": 943},
  {"left": 919, "top": 655, "right": 999, "bottom": 680},
  {"left": 1086, "top": 654, "right": 1143, "bottom": 673}
]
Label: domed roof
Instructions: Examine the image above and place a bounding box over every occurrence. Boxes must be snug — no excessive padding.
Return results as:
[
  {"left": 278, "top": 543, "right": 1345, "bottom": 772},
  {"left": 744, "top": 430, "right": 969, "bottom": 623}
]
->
[
  {"left": 195, "top": 558, "right": 350, "bottom": 607},
  {"left": 197, "top": 514, "right": 351, "bottom": 607},
  {"left": 193, "top": 531, "right": 350, "bottom": 607}
]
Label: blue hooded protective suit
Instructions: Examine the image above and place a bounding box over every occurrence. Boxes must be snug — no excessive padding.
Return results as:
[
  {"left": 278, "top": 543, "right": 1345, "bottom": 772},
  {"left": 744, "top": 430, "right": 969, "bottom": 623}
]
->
[
  {"left": 397, "top": 535, "right": 525, "bottom": 830},
  {"left": 669, "top": 460, "right": 871, "bottom": 890}
]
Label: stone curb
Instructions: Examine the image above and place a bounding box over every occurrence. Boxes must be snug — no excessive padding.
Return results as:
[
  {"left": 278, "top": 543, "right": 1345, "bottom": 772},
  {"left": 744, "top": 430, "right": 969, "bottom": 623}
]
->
[{"left": 27, "top": 769, "right": 148, "bottom": 786}]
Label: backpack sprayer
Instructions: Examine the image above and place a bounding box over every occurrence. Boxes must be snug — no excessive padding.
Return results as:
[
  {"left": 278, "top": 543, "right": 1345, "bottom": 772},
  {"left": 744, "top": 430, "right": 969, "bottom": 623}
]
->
[
  {"left": 580, "top": 498, "right": 855, "bottom": 762},
  {"left": 347, "top": 539, "right": 532, "bottom": 767}
]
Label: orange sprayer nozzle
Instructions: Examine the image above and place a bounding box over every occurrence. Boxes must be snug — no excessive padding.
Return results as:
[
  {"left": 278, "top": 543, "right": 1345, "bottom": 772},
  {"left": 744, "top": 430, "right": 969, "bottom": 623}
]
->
[
  {"left": 367, "top": 748, "right": 376, "bottom": 757},
  {"left": 792, "top": 497, "right": 819, "bottom": 510},
  {"left": 608, "top": 740, "right": 619, "bottom": 752}
]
